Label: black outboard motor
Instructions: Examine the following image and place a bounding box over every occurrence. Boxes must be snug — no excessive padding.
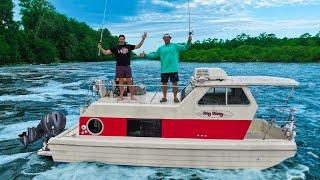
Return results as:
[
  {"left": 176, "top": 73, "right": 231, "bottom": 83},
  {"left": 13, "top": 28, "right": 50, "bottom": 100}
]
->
[{"left": 18, "top": 112, "right": 66, "bottom": 150}]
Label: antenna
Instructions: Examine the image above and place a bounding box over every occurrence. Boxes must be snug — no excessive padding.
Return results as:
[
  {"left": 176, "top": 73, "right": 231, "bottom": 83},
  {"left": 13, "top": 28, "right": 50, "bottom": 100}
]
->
[{"left": 98, "top": 0, "right": 109, "bottom": 56}]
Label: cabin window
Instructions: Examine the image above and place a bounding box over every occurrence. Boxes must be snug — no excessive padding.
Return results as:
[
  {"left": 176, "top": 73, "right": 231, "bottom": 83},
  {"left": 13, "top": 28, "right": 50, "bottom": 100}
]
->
[
  {"left": 198, "top": 87, "right": 226, "bottom": 105},
  {"left": 181, "top": 83, "right": 194, "bottom": 101},
  {"left": 127, "top": 119, "right": 162, "bottom": 137},
  {"left": 227, "top": 88, "right": 250, "bottom": 105}
]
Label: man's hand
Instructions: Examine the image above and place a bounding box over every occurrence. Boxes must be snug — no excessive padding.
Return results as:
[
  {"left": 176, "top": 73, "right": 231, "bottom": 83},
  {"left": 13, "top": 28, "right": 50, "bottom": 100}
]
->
[
  {"left": 98, "top": 42, "right": 103, "bottom": 50},
  {"left": 188, "top": 34, "right": 192, "bottom": 43},
  {"left": 98, "top": 43, "right": 112, "bottom": 55},
  {"left": 139, "top": 51, "right": 145, "bottom": 58},
  {"left": 142, "top": 32, "right": 147, "bottom": 40}
]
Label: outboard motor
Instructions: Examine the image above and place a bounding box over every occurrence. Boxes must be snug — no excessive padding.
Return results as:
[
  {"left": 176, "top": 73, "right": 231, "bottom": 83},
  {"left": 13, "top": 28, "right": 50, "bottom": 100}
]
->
[{"left": 18, "top": 112, "right": 66, "bottom": 150}]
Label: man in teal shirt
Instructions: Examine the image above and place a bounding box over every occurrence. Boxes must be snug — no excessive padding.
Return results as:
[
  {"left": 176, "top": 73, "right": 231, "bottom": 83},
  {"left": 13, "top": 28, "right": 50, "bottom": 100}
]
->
[{"left": 140, "top": 33, "right": 192, "bottom": 103}]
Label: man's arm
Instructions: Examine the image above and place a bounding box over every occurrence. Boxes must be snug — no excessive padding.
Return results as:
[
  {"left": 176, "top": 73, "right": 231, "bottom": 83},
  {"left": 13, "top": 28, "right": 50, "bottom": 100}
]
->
[
  {"left": 175, "top": 34, "right": 192, "bottom": 52},
  {"left": 140, "top": 48, "right": 160, "bottom": 59},
  {"left": 98, "top": 43, "right": 112, "bottom": 55},
  {"left": 135, "top": 32, "right": 147, "bottom": 49}
]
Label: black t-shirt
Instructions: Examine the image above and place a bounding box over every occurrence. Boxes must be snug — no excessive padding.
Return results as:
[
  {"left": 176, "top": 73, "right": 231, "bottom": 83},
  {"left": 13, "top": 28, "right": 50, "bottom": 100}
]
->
[{"left": 111, "top": 44, "right": 135, "bottom": 66}]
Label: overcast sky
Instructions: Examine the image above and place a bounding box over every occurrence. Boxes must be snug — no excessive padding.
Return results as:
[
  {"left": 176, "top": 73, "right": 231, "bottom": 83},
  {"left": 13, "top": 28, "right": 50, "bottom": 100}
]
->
[{"left": 13, "top": 0, "right": 320, "bottom": 52}]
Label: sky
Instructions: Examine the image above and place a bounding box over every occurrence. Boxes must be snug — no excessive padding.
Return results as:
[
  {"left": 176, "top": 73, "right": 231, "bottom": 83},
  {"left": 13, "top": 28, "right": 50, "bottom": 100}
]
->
[{"left": 13, "top": 0, "right": 320, "bottom": 52}]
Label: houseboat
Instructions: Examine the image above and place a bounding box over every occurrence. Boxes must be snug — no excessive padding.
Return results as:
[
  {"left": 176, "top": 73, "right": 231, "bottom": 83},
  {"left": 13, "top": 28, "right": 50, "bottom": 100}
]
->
[{"left": 40, "top": 68, "right": 299, "bottom": 169}]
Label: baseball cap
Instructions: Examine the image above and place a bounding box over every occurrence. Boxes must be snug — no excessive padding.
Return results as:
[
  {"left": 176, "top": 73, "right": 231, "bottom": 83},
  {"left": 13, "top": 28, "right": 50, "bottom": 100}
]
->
[{"left": 163, "top": 33, "right": 171, "bottom": 39}]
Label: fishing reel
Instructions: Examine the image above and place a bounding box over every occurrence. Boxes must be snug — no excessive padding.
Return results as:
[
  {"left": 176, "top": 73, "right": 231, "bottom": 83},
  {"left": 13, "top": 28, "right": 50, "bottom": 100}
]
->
[{"left": 281, "top": 108, "right": 297, "bottom": 141}]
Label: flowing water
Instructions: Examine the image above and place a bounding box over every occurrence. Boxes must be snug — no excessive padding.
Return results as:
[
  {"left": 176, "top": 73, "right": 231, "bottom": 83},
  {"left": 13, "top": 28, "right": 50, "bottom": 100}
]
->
[{"left": 0, "top": 61, "right": 319, "bottom": 179}]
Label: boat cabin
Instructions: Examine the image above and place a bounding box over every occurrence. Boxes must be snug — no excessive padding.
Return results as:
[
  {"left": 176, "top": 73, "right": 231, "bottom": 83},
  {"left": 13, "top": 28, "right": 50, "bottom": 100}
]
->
[{"left": 79, "top": 68, "right": 298, "bottom": 140}]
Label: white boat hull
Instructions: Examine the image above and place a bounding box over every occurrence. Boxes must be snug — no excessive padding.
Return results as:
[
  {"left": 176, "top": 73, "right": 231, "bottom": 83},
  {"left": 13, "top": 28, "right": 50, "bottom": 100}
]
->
[{"left": 47, "top": 123, "right": 296, "bottom": 169}]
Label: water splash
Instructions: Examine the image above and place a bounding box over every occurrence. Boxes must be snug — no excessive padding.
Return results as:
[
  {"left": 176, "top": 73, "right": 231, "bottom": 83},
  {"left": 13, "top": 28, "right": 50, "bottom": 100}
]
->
[{"left": 0, "top": 152, "right": 32, "bottom": 165}]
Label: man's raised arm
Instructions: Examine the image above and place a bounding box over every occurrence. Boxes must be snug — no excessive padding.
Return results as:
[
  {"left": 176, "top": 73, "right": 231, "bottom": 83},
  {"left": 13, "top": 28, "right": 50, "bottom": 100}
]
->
[
  {"left": 175, "top": 34, "right": 192, "bottom": 52},
  {"left": 135, "top": 32, "right": 147, "bottom": 49},
  {"left": 98, "top": 43, "right": 112, "bottom": 55}
]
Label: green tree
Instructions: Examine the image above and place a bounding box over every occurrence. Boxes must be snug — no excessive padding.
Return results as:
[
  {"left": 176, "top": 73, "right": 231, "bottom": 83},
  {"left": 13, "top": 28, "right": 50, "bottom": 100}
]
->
[
  {"left": 0, "top": 0, "right": 23, "bottom": 65},
  {"left": 0, "top": 35, "right": 10, "bottom": 65},
  {"left": 32, "top": 38, "right": 58, "bottom": 63},
  {"left": 0, "top": 0, "right": 14, "bottom": 32},
  {"left": 19, "top": 0, "right": 55, "bottom": 34},
  {"left": 16, "top": 0, "right": 117, "bottom": 64}
]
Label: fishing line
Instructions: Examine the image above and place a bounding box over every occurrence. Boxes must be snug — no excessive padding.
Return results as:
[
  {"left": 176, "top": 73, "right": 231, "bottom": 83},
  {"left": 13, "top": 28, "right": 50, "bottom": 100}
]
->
[
  {"left": 188, "top": 0, "right": 192, "bottom": 35},
  {"left": 98, "top": 0, "right": 109, "bottom": 56}
]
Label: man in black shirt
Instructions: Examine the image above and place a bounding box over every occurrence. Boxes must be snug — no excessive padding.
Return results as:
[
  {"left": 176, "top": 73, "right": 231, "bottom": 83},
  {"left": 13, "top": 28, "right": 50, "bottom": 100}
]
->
[{"left": 98, "top": 33, "right": 147, "bottom": 100}]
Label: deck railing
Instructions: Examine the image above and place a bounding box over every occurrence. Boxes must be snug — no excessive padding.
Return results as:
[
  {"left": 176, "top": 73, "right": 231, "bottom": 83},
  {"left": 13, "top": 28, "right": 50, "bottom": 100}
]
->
[{"left": 84, "top": 79, "right": 194, "bottom": 105}]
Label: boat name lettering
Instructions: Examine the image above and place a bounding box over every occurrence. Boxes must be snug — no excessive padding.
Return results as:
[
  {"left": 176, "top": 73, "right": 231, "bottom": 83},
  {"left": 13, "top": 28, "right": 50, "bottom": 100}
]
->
[{"left": 203, "top": 111, "right": 224, "bottom": 117}]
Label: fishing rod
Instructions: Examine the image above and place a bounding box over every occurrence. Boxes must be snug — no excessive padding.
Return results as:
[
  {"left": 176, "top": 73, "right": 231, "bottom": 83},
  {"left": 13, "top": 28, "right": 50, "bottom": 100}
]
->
[
  {"left": 98, "top": 0, "right": 109, "bottom": 56},
  {"left": 188, "top": 0, "right": 192, "bottom": 35}
]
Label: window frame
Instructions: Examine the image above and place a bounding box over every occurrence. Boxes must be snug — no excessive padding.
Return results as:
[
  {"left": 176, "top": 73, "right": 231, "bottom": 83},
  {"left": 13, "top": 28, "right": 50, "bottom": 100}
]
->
[
  {"left": 197, "top": 87, "right": 228, "bottom": 106},
  {"left": 226, "top": 87, "right": 251, "bottom": 106},
  {"left": 197, "top": 86, "right": 251, "bottom": 107}
]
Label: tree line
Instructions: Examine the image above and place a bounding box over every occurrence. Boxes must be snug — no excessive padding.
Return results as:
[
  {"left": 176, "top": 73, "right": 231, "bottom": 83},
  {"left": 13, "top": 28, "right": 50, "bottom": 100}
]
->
[
  {"left": 1, "top": 0, "right": 319, "bottom": 65},
  {"left": 0, "top": 0, "right": 118, "bottom": 66},
  {"left": 181, "top": 32, "right": 320, "bottom": 62}
]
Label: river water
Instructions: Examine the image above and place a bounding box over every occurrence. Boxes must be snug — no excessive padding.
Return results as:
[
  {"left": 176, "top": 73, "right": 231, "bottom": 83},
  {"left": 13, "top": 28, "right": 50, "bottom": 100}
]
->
[{"left": 0, "top": 61, "right": 319, "bottom": 179}]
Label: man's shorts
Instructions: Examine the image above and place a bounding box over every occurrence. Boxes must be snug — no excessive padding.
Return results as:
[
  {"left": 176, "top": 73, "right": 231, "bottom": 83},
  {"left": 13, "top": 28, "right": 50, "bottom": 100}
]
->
[
  {"left": 161, "top": 72, "right": 179, "bottom": 83},
  {"left": 116, "top": 66, "right": 132, "bottom": 78}
]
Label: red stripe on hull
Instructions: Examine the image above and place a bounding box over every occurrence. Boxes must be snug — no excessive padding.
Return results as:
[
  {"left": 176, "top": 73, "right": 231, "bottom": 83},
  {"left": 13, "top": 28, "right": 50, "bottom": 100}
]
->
[
  {"left": 162, "top": 119, "right": 252, "bottom": 140},
  {"left": 79, "top": 117, "right": 127, "bottom": 136},
  {"left": 79, "top": 117, "right": 252, "bottom": 140}
]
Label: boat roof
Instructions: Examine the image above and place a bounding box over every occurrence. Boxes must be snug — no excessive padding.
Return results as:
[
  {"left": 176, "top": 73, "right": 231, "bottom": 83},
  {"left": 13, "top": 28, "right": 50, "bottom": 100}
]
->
[{"left": 194, "top": 76, "right": 299, "bottom": 87}]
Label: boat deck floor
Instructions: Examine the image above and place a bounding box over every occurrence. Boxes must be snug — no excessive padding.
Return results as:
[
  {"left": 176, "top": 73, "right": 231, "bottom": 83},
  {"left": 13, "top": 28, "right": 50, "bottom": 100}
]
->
[{"left": 98, "top": 92, "right": 181, "bottom": 105}]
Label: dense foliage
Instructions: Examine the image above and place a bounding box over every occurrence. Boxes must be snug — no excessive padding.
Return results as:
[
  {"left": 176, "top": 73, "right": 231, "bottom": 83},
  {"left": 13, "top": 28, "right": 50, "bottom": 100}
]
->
[
  {"left": 181, "top": 32, "right": 320, "bottom": 62},
  {"left": 0, "top": 0, "right": 118, "bottom": 66}
]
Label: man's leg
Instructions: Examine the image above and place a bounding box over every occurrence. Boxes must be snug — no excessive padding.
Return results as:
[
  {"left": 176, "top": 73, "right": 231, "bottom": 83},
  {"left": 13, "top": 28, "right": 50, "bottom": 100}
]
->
[
  {"left": 118, "top": 78, "right": 124, "bottom": 100},
  {"left": 161, "top": 73, "right": 169, "bottom": 102},
  {"left": 123, "top": 66, "right": 135, "bottom": 100},
  {"left": 172, "top": 82, "right": 178, "bottom": 99},
  {"left": 171, "top": 72, "right": 179, "bottom": 103},
  {"left": 116, "top": 66, "right": 124, "bottom": 100},
  {"left": 127, "top": 78, "right": 136, "bottom": 100},
  {"left": 162, "top": 82, "right": 168, "bottom": 100}
]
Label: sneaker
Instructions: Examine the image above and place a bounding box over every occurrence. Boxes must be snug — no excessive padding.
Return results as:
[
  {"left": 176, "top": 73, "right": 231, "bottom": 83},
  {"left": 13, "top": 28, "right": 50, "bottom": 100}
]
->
[
  {"left": 174, "top": 98, "right": 180, "bottom": 103},
  {"left": 160, "top": 98, "right": 167, "bottom": 103},
  {"left": 131, "top": 96, "right": 137, "bottom": 100}
]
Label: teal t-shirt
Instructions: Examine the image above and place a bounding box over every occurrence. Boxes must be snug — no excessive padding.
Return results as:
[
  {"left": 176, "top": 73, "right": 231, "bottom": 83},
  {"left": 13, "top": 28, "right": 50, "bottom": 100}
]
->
[{"left": 145, "top": 42, "right": 190, "bottom": 73}]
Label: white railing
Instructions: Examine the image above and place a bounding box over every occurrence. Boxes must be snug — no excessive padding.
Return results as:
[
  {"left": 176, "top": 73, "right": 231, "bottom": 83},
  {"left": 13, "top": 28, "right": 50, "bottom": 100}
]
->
[{"left": 83, "top": 79, "right": 193, "bottom": 105}]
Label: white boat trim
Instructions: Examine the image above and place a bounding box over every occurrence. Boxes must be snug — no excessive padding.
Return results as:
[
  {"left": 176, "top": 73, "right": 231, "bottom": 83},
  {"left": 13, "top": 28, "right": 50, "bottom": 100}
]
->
[
  {"left": 195, "top": 76, "right": 299, "bottom": 87},
  {"left": 48, "top": 120, "right": 296, "bottom": 169}
]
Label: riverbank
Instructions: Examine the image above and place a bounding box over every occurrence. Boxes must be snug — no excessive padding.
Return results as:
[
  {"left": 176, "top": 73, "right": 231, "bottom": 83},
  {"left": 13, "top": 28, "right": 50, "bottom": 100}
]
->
[
  {"left": 1, "top": 59, "right": 320, "bottom": 68},
  {"left": 179, "top": 33, "right": 320, "bottom": 63}
]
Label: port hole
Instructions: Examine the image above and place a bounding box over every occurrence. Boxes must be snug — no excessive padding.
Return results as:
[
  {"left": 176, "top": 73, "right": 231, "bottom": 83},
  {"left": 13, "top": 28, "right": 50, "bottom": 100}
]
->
[
  {"left": 127, "top": 119, "right": 162, "bottom": 137},
  {"left": 87, "top": 118, "right": 103, "bottom": 135}
]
